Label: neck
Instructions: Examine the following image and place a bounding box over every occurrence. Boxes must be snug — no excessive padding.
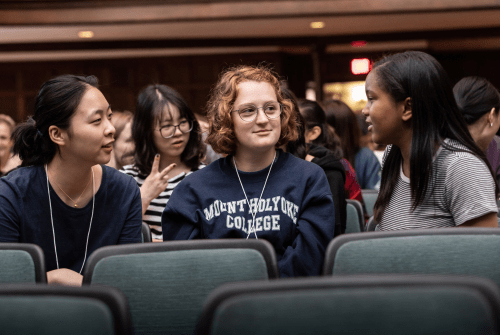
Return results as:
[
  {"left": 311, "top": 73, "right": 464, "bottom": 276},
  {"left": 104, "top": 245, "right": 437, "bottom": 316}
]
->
[
  {"left": 47, "top": 155, "right": 94, "bottom": 194},
  {"left": 159, "top": 154, "right": 183, "bottom": 172},
  {"left": 394, "top": 129, "right": 413, "bottom": 178},
  {"left": 233, "top": 147, "right": 276, "bottom": 172}
]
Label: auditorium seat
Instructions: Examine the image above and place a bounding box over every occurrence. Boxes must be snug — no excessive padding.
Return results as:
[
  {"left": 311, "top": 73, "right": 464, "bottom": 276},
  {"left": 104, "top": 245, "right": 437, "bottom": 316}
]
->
[
  {"left": 141, "top": 222, "right": 152, "bottom": 242},
  {"left": 0, "top": 284, "right": 132, "bottom": 335},
  {"left": 196, "top": 274, "right": 500, "bottom": 335},
  {"left": 323, "top": 228, "right": 500, "bottom": 287},
  {"left": 345, "top": 199, "right": 364, "bottom": 233},
  {"left": 361, "top": 189, "right": 378, "bottom": 217},
  {"left": 0, "top": 243, "right": 46, "bottom": 283},
  {"left": 82, "top": 239, "right": 278, "bottom": 335}
]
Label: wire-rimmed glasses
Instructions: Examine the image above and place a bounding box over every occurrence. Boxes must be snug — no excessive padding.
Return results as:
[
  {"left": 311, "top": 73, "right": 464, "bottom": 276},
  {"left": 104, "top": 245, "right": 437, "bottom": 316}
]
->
[
  {"left": 232, "top": 101, "right": 282, "bottom": 122},
  {"left": 157, "top": 120, "right": 193, "bottom": 139}
]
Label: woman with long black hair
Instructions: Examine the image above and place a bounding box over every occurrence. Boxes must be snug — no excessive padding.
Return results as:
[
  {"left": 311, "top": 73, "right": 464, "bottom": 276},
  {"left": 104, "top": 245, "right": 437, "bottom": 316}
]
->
[
  {"left": 363, "top": 51, "right": 498, "bottom": 230},
  {"left": 0, "top": 75, "right": 142, "bottom": 285}
]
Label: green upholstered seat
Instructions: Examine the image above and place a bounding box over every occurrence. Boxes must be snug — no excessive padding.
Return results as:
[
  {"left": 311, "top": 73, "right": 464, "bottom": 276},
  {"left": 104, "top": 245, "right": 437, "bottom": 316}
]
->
[
  {"left": 323, "top": 228, "right": 500, "bottom": 287},
  {"left": 361, "top": 189, "right": 378, "bottom": 217},
  {"left": 82, "top": 239, "right": 278, "bottom": 335},
  {"left": 141, "top": 222, "right": 152, "bottom": 243},
  {"left": 0, "top": 243, "right": 46, "bottom": 283},
  {"left": 345, "top": 199, "right": 364, "bottom": 233},
  {"left": 0, "top": 284, "right": 132, "bottom": 335},
  {"left": 197, "top": 274, "right": 500, "bottom": 335}
]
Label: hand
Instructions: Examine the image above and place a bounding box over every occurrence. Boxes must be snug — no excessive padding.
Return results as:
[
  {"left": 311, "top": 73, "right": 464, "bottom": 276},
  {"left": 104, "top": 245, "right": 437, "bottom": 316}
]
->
[
  {"left": 46, "top": 268, "right": 83, "bottom": 286},
  {"left": 305, "top": 154, "right": 315, "bottom": 162},
  {"left": 140, "top": 154, "right": 176, "bottom": 215}
]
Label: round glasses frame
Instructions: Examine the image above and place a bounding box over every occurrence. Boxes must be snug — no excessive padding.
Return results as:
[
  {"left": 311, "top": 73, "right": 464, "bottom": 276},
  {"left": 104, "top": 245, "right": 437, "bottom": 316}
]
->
[
  {"left": 232, "top": 103, "right": 282, "bottom": 122},
  {"left": 157, "top": 120, "right": 193, "bottom": 139}
]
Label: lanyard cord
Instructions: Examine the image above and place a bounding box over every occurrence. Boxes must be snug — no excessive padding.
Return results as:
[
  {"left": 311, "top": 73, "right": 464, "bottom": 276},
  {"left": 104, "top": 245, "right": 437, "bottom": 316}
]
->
[
  {"left": 45, "top": 164, "right": 95, "bottom": 274},
  {"left": 233, "top": 152, "right": 276, "bottom": 239}
]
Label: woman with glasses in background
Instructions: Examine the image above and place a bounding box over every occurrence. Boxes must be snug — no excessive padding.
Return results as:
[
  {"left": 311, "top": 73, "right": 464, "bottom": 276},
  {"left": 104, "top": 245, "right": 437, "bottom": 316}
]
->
[
  {"left": 121, "top": 84, "right": 205, "bottom": 241},
  {"left": 162, "top": 65, "right": 336, "bottom": 277}
]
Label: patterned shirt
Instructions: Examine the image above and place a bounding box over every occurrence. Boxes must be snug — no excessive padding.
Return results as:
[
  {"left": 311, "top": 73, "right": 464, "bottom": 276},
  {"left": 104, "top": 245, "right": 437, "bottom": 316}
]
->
[
  {"left": 121, "top": 164, "right": 205, "bottom": 239},
  {"left": 379, "top": 139, "right": 497, "bottom": 230}
]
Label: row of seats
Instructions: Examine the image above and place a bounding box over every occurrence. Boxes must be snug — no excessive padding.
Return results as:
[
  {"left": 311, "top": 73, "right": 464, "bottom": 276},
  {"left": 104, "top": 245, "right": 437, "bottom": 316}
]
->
[
  {"left": 2, "top": 274, "right": 499, "bottom": 334},
  {"left": 2, "top": 228, "right": 500, "bottom": 334}
]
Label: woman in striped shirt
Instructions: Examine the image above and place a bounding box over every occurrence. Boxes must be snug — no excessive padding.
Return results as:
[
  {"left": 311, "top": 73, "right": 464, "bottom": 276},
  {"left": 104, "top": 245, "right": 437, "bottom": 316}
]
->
[
  {"left": 362, "top": 51, "right": 498, "bottom": 230},
  {"left": 121, "top": 85, "right": 205, "bottom": 240}
]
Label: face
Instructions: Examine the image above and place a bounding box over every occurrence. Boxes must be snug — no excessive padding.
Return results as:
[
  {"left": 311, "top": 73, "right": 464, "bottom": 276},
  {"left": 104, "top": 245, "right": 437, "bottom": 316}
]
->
[
  {"left": 0, "top": 122, "right": 12, "bottom": 161},
  {"left": 113, "top": 122, "right": 135, "bottom": 168},
  {"left": 62, "top": 86, "right": 115, "bottom": 165},
  {"left": 232, "top": 80, "right": 281, "bottom": 154},
  {"left": 153, "top": 103, "right": 191, "bottom": 159},
  {"left": 362, "top": 70, "right": 408, "bottom": 146}
]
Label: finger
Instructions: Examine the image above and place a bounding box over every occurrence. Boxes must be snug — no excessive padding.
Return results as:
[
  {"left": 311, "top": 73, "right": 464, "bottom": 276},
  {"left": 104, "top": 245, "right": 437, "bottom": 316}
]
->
[
  {"left": 151, "top": 154, "right": 160, "bottom": 173},
  {"left": 160, "top": 163, "right": 176, "bottom": 178}
]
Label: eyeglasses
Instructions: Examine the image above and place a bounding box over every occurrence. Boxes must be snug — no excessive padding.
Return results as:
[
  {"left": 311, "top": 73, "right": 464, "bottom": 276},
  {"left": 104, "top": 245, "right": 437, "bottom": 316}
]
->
[
  {"left": 232, "top": 102, "right": 282, "bottom": 122},
  {"left": 157, "top": 120, "right": 193, "bottom": 139}
]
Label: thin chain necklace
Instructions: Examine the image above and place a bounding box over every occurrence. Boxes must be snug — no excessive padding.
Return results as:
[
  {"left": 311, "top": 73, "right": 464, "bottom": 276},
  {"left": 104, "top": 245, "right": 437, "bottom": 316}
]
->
[
  {"left": 48, "top": 168, "right": 92, "bottom": 208},
  {"left": 233, "top": 152, "right": 276, "bottom": 239},
  {"left": 45, "top": 164, "right": 95, "bottom": 274}
]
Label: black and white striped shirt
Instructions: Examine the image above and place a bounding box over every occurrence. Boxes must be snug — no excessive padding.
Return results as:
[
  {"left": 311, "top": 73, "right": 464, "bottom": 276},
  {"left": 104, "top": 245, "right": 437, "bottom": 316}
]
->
[
  {"left": 379, "top": 139, "right": 497, "bottom": 230},
  {"left": 120, "top": 164, "right": 205, "bottom": 239}
]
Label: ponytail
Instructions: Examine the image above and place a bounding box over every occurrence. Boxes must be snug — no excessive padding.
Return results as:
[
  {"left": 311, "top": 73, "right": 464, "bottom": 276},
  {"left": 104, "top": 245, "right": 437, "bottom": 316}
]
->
[{"left": 12, "top": 75, "right": 98, "bottom": 167}]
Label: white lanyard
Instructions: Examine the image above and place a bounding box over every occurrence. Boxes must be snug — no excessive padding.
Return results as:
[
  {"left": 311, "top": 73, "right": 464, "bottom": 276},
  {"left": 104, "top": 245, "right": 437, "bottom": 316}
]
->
[
  {"left": 45, "top": 164, "right": 95, "bottom": 274},
  {"left": 233, "top": 152, "right": 276, "bottom": 239}
]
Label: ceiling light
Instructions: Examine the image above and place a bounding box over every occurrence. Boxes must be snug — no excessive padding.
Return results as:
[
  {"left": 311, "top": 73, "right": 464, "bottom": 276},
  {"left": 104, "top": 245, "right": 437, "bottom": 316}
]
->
[
  {"left": 78, "top": 31, "right": 94, "bottom": 39},
  {"left": 310, "top": 22, "right": 325, "bottom": 29}
]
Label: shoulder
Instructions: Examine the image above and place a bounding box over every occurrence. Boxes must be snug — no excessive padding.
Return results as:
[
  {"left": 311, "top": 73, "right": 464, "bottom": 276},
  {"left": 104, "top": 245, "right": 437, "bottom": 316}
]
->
[
  {"left": 1, "top": 166, "right": 41, "bottom": 193},
  {"left": 440, "top": 140, "right": 486, "bottom": 168},
  {"left": 103, "top": 165, "right": 140, "bottom": 191}
]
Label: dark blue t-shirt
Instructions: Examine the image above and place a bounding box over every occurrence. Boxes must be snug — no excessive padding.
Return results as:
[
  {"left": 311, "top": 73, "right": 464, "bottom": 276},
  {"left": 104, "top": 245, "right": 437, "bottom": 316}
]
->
[
  {"left": 162, "top": 151, "right": 335, "bottom": 277},
  {"left": 0, "top": 165, "right": 142, "bottom": 272}
]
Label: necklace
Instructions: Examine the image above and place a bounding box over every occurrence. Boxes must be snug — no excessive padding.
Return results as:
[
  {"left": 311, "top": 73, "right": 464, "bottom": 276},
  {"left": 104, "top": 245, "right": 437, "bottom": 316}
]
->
[
  {"left": 233, "top": 152, "right": 276, "bottom": 239},
  {"left": 45, "top": 164, "right": 95, "bottom": 274},
  {"left": 49, "top": 169, "right": 92, "bottom": 208}
]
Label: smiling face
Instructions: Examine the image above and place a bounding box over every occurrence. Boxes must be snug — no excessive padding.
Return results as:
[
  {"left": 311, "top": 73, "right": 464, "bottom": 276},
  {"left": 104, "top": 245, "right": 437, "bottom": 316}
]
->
[
  {"left": 362, "top": 70, "right": 409, "bottom": 146},
  {"left": 62, "top": 86, "right": 115, "bottom": 165},
  {"left": 0, "top": 122, "right": 12, "bottom": 162},
  {"left": 232, "top": 80, "right": 281, "bottom": 154},
  {"left": 153, "top": 103, "right": 191, "bottom": 159}
]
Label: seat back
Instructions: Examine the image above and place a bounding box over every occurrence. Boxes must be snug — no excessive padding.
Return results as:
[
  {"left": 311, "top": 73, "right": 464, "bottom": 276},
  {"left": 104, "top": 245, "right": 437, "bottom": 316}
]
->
[
  {"left": 0, "top": 284, "right": 132, "bottom": 335},
  {"left": 361, "top": 189, "right": 378, "bottom": 217},
  {"left": 197, "top": 275, "right": 500, "bottom": 335},
  {"left": 0, "top": 243, "right": 46, "bottom": 283},
  {"left": 365, "top": 216, "right": 378, "bottom": 231},
  {"left": 82, "top": 239, "right": 278, "bottom": 335},
  {"left": 323, "top": 228, "right": 500, "bottom": 287},
  {"left": 345, "top": 199, "right": 364, "bottom": 233},
  {"left": 141, "top": 223, "right": 152, "bottom": 242}
]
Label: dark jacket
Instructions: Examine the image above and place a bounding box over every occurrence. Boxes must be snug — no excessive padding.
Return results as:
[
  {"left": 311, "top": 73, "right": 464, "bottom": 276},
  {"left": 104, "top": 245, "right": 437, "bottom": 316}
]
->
[{"left": 309, "top": 144, "right": 347, "bottom": 235}]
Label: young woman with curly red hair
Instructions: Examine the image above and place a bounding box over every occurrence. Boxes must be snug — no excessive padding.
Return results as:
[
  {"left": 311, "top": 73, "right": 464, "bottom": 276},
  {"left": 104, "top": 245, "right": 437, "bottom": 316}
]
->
[{"left": 162, "top": 65, "right": 336, "bottom": 277}]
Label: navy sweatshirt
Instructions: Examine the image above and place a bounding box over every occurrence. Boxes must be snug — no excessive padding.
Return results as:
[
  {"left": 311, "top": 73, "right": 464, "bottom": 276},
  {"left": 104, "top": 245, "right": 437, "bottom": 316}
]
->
[
  {"left": 0, "top": 165, "right": 142, "bottom": 272},
  {"left": 162, "top": 150, "right": 335, "bottom": 277}
]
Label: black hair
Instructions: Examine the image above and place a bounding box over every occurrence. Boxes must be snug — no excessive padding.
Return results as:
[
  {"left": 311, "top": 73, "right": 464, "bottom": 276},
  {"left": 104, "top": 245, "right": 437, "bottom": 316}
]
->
[
  {"left": 298, "top": 99, "right": 343, "bottom": 159},
  {"left": 373, "top": 51, "right": 498, "bottom": 222},
  {"left": 12, "top": 75, "right": 98, "bottom": 167},
  {"left": 282, "top": 87, "right": 307, "bottom": 159},
  {"left": 453, "top": 76, "right": 500, "bottom": 126},
  {"left": 132, "top": 84, "right": 205, "bottom": 175},
  {"left": 323, "top": 99, "right": 361, "bottom": 168}
]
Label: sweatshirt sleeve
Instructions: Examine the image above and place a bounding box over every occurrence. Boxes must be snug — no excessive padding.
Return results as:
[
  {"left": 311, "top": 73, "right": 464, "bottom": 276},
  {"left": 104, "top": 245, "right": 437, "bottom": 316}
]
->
[
  {"left": 278, "top": 172, "right": 335, "bottom": 277},
  {"left": 118, "top": 181, "right": 142, "bottom": 244},
  {"left": 0, "top": 179, "right": 21, "bottom": 242},
  {"left": 161, "top": 182, "right": 202, "bottom": 241}
]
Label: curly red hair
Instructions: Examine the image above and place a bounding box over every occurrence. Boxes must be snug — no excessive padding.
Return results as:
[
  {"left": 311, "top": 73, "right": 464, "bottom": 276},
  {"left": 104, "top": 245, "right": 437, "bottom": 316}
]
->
[{"left": 205, "top": 65, "right": 299, "bottom": 155}]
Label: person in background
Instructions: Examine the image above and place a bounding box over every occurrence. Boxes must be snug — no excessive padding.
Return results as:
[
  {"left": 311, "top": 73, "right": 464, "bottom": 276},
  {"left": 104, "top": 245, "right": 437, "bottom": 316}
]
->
[
  {"left": 453, "top": 76, "right": 500, "bottom": 189},
  {"left": 487, "top": 136, "right": 500, "bottom": 190},
  {"left": 0, "top": 114, "right": 22, "bottom": 176},
  {"left": 121, "top": 84, "right": 205, "bottom": 241},
  {"left": 106, "top": 110, "right": 134, "bottom": 171},
  {"left": 162, "top": 65, "right": 335, "bottom": 277},
  {"left": 324, "top": 99, "right": 381, "bottom": 190},
  {"left": 363, "top": 51, "right": 498, "bottom": 230},
  {"left": 0, "top": 75, "right": 142, "bottom": 286},
  {"left": 357, "top": 112, "right": 385, "bottom": 165}
]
